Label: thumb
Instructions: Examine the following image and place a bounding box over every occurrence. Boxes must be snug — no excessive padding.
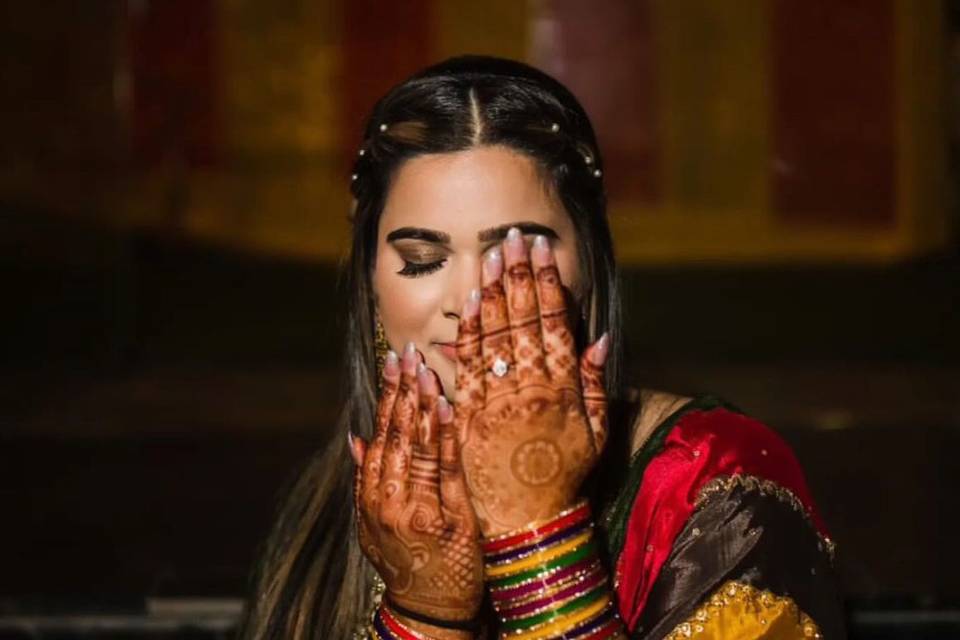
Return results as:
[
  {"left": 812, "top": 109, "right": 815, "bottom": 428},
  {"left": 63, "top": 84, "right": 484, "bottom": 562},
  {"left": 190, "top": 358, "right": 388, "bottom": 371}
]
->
[{"left": 579, "top": 332, "right": 610, "bottom": 453}]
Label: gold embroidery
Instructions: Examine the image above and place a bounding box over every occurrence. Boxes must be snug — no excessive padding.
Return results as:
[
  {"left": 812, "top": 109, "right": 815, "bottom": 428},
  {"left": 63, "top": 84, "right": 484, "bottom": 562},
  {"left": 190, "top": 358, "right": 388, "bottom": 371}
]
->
[
  {"left": 664, "top": 581, "right": 823, "bottom": 640},
  {"left": 695, "top": 474, "right": 837, "bottom": 562}
]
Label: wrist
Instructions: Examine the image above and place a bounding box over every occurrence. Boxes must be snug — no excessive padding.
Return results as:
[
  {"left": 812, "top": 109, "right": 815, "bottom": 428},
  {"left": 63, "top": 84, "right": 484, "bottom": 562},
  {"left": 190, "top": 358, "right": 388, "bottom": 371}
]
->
[
  {"left": 393, "top": 609, "right": 477, "bottom": 640},
  {"left": 370, "top": 602, "right": 480, "bottom": 640},
  {"left": 482, "top": 500, "right": 625, "bottom": 639}
]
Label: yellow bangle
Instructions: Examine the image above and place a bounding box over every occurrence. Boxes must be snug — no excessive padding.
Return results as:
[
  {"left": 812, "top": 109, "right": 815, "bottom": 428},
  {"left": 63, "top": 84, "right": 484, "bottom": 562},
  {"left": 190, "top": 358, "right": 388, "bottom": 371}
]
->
[
  {"left": 485, "top": 530, "right": 592, "bottom": 578},
  {"left": 506, "top": 594, "right": 612, "bottom": 640}
]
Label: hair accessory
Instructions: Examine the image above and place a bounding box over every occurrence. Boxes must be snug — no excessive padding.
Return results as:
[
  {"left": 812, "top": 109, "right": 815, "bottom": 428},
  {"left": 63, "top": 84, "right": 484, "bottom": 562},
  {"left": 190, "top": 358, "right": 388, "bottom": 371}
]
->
[
  {"left": 550, "top": 122, "right": 560, "bottom": 133},
  {"left": 482, "top": 500, "right": 625, "bottom": 639},
  {"left": 351, "top": 173, "right": 359, "bottom": 181},
  {"left": 359, "top": 148, "right": 366, "bottom": 156},
  {"left": 379, "top": 123, "right": 389, "bottom": 132},
  {"left": 593, "top": 169, "right": 602, "bottom": 178},
  {"left": 491, "top": 357, "right": 510, "bottom": 378}
]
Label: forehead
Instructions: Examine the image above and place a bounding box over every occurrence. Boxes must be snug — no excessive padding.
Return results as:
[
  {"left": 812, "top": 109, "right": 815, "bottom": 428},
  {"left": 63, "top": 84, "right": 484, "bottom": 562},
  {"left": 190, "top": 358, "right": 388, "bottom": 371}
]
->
[{"left": 379, "top": 145, "right": 571, "bottom": 241}]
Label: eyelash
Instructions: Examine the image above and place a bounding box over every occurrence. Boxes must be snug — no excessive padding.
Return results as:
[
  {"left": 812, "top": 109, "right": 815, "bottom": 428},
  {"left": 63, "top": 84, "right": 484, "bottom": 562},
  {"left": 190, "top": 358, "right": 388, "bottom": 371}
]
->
[{"left": 397, "top": 259, "right": 446, "bottom": 278}]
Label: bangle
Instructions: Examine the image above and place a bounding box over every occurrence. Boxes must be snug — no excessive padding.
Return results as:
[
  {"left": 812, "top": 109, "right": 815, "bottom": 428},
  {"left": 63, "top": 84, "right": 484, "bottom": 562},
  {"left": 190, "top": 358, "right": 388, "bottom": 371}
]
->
[
  {"left": 384, "top": 598, "right": 481, "bottom": 633},
  {"left": 482, "top": 500, "right": 591, "bottom": 554},
  {"left": 482, "top": 501, "right": 626, "bottom": 640},
  {"left": 375, "top": 605, "right": 425, "bottom": 640}
]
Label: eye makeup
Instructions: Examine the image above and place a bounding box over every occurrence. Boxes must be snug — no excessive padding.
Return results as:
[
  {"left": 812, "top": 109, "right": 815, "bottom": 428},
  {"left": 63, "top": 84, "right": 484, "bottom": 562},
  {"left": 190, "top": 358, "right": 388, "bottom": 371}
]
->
[{"left": 391, "top": 240, "right": 448, "bottom": 278}]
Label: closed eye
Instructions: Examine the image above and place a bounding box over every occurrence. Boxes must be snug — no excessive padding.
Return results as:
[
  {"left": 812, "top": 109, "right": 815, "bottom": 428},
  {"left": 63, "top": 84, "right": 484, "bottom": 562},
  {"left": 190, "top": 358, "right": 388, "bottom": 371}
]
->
[{"left": 397, "top": 259, "right": 446, "bottom": 278}]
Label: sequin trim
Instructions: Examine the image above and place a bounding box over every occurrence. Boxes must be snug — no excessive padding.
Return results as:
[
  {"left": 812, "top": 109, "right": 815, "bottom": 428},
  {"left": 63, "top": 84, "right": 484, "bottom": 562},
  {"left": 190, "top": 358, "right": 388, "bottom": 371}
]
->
[
  {"left": 694, "top": 474, "right": 837, "bottom": 562},
  {"left": 663, "top": 580, "right": 823, "bottom": 640}
]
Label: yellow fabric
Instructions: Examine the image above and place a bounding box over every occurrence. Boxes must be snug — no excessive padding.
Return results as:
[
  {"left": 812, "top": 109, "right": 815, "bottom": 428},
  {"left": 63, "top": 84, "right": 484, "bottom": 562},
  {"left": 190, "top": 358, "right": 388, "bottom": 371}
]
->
[
  {"left": 662, "top": 581, "right": 822, "bottom": 640},
  {"left": 508, "top": 595, "right": 612, "bottom": 640}
]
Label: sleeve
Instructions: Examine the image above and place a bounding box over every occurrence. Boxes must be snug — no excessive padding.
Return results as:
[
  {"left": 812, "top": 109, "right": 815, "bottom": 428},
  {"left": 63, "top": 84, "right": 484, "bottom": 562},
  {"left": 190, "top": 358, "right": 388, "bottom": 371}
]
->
[{"left": 633, "top": 476, "right": 845, "bottom": 640}]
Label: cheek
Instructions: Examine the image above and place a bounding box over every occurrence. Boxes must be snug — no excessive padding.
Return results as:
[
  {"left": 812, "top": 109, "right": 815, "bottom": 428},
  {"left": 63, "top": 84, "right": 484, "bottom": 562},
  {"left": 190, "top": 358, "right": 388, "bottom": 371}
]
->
[
  {"left": 373, "top": 263, "right": 443, "bottom": 349},
  {"left": 553, "top": 245, "right": 585, "bottom": 302}
]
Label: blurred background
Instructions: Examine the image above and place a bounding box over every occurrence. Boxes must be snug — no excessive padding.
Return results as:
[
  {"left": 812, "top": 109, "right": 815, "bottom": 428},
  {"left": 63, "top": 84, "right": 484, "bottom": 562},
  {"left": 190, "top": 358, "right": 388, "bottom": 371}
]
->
[{"left": 1, "top": 0, "right": 958, "bottom": 638}]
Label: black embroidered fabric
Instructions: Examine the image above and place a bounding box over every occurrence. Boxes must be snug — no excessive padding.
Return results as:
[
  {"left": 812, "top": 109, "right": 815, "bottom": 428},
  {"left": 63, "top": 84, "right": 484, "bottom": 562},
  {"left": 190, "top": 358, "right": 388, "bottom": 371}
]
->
[{"left": 633, "top": 483, "right": 846, "bottom": 639}]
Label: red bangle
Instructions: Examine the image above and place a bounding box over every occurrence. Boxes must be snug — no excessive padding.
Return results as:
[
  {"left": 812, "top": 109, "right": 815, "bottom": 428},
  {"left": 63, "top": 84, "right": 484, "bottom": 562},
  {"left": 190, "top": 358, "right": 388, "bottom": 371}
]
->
[
  {"left": 379, "top": 605, "right": 427, "bottom": 640},
  {"left": 482, "top": 501, "right": 591, "bottom": 554}
]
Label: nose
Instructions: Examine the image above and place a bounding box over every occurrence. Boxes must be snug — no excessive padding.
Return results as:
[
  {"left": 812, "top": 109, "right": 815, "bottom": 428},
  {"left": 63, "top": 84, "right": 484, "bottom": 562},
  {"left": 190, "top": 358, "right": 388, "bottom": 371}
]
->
[{"left": 442, "top": 253, "right": 482, "bottom": 322}]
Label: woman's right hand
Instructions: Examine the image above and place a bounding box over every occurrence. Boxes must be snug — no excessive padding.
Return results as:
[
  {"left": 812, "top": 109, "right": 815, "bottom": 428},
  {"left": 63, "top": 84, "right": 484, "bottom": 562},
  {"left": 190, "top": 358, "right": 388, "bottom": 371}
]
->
[{"left": 350, "top": 342, "right": 484, "bottom": 630}]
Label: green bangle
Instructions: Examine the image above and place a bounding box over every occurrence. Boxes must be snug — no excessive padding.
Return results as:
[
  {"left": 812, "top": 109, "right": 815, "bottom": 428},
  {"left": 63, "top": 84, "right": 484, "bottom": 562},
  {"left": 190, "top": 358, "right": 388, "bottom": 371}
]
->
[
  {"left": 500, "top": 584, "right": 607, "bottom": 632},
  {"left": 488, "top": 540, "right": 596, "bottom": 590}
]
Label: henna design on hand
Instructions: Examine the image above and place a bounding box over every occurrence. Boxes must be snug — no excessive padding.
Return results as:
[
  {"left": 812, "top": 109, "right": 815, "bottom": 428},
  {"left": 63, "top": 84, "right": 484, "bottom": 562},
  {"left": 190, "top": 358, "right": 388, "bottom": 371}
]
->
[
  {"left": 454, "top": 228, "right": 611, "bottom": 536},
  {"left": 355, "top": 346, "right": 484, "bottom": 623}
]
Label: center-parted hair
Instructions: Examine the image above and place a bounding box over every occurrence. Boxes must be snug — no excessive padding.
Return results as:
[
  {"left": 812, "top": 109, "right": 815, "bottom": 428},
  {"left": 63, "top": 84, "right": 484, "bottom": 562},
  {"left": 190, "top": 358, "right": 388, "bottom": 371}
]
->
[{"left": 239, "top": 55, "right": 625, "bottom": 640}]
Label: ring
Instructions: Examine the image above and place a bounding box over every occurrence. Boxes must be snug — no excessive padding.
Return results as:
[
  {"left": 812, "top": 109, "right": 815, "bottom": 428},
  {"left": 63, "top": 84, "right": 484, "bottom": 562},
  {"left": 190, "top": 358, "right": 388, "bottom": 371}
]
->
[{"left": 491, "top": 357, "right": 510, "bottom": 378}]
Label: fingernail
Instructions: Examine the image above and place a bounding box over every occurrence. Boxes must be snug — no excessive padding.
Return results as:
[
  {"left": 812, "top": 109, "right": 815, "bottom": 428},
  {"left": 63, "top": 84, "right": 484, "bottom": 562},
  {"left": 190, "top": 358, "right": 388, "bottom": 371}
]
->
[
  {"left": 531, "top": 235, "right": 550, "bottom": 262},
  {"left": 463, "top": 288, "right": 481, "bottom": 316},
  {"left": 347, "top": 431, "right": 360, "bottom": 464},
  {"left": 591, "top": 332, "right": 610, "bottom": 366},
  {"left": 437, "top": 395, "right": 452, "bottom": 422},
  {"left": 483, "top": 247, "right": 502, "bottom": 281},
  {"left": 504, "top": 227, "right": 525, "bottom": 262},
  {"left": 383, "top": 350, "right": 399, "bottom": 376},
  {"left": 403, "top": 341, "right": 417, "bottom": 370}
]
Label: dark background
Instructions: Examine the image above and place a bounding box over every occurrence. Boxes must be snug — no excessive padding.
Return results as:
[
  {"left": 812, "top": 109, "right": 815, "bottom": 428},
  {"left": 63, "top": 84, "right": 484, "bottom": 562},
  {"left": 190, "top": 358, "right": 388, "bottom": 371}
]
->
[{"left": 2, "top": 1, "right": 959, "bottom": 638}]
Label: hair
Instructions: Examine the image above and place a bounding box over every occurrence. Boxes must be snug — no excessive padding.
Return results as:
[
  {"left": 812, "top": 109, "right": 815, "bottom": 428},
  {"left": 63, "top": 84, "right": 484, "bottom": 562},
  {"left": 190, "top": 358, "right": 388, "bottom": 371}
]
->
[{"left": 238, "top": 55, "right": 626, "bottom": 639}]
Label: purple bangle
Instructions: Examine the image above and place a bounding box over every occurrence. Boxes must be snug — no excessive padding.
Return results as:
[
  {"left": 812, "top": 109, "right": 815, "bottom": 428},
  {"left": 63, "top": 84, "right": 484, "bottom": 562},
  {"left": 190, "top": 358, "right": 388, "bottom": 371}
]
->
[
  {"left": 490, "top": 557, "right": 599, "bottom": 604},
  {"left": 485, "top": 519, "right": 592, "bottom": 565},
  {"left": 498, "top": 569, "right": 606, "bottom": 619}
]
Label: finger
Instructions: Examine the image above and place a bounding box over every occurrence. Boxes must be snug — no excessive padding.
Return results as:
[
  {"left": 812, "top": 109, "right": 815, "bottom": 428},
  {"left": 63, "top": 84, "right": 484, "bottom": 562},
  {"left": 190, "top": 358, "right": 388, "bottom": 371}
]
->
[
  {"left": 380, "top": 342, "right": 419, "bottom": 513},
  {"left": 409, "top": 364, "right": 442, "bottom": 503},
  {"left": 503, "top": 227, "right": 547, "bottom": 387},
  {"left": 580, "top": 333, "right": 610, "bottom": 453},
  {"left": 455, "top": 288, "right": 484, "bottom": 416},
  {"left": 438, "top": 395, "right": 474, "bottom": 527},
  {"left": 361, "top": 350, "right": 399, "bottom": 514},
  {"left": 531, "top": 234, "right": 578, "bottom": 390},
  {"left": 480, "top": 246, "right": 517, "bottom": 397},
  {"left": 352, "top": 435, "right": 375, "bottom": 547},
  {"left": 351, "top": 434, "right": 366, "bottom": 509},
  {"left": 348, "top": 431, "right": 366, "bottom": 467},
  {"left": 415, "top": 364, "right": 441, "bottom": 448}
]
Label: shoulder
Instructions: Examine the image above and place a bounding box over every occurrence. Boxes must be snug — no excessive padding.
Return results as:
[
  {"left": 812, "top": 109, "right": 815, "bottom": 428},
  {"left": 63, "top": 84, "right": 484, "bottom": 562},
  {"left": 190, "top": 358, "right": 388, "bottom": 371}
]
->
[
  {"left": 608, "top": 395, "right": 841, "bottom": 635},
  {"left": 628, "top": 389, "right": 691, "bottom": 456}
]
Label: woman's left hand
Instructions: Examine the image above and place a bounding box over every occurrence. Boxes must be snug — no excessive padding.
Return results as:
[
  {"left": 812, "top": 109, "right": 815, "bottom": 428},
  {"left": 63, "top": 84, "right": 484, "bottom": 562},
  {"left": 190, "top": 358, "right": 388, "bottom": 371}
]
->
[{"left": 454, "top": 228, "right": 610, "bottom": 537}]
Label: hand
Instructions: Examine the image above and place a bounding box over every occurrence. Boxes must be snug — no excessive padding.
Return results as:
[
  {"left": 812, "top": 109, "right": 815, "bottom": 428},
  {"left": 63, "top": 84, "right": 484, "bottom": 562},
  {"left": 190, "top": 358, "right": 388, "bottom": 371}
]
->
[
  {"left": 454, "top": 228, "right": 610, "bottom": 537},
  {"left": 350, "top": 343, "right": 484, "bottom": 624}
]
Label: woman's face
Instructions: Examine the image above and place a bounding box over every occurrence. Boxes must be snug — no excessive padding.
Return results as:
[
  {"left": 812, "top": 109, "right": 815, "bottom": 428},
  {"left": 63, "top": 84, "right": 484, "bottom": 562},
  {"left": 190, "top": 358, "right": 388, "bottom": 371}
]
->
[{"left": 373, "top": 145, "right": 585, "bottom": 399}]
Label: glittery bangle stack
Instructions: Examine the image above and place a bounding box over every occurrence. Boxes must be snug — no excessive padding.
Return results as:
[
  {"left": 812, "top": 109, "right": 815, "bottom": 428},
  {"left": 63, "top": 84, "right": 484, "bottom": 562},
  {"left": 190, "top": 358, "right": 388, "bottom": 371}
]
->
[
  {"left": 483, "top": 500, "right": 625, "bottom": 640},
  {"left": 369, "top": 604, "right": 441, "bottom": 640}
]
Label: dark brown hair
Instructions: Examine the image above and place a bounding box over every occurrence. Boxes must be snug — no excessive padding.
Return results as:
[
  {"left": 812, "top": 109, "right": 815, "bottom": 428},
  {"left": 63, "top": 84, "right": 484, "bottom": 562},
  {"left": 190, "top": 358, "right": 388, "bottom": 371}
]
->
[{"left": 239, "top": 55, "right": 624, "bottom": 639}]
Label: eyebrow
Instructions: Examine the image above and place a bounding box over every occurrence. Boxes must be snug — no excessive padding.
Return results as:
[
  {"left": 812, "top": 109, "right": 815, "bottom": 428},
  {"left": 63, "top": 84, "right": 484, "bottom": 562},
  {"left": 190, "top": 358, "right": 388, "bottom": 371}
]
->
[
  {"left": 386, "top": 221, "right": 560, "bottom": 245},
  {"left": 386, "top": 227, "right": 451, "bottom": 244},
  {"left": 477, "top": 222, "right": 559, "bottom": 242}
]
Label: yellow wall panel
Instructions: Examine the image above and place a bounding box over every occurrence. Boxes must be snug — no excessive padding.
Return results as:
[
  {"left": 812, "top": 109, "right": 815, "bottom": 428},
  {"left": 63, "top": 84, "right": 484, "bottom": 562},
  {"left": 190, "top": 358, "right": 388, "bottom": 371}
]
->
[
  {"left": 436, "top": 0, "right": 529, "bottom": 61},
  {"left": 653, "top": 0, "right": 770, "bottom": 216}
]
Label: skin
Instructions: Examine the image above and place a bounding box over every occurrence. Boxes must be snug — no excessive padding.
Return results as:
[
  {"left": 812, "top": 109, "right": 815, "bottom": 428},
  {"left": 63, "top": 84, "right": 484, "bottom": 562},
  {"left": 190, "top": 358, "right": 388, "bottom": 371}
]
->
[
  {"left": 351, "top": 146, "right": 612, "bottom": 637},
  {"left": 371, "top": 145, "right": 584, "bottom": 399}
]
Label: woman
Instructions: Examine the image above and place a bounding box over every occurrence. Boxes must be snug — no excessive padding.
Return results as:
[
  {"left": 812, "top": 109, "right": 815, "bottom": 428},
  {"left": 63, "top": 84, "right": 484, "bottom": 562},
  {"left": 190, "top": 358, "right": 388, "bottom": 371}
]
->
[{"left": 239, "top": 56, "right": 844, "bottom": 639}]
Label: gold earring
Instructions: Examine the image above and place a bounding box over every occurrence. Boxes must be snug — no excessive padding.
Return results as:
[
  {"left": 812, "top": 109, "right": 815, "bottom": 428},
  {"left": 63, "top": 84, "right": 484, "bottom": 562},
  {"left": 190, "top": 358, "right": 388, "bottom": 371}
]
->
[{"left": 374, "top": 315, "right": 389, "bottom": 390}]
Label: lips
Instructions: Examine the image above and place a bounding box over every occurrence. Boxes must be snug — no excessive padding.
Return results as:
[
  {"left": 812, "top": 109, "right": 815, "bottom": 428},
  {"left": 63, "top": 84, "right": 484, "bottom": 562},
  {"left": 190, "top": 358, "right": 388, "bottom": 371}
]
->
[{"left": 435, "top": 342, "right": 457, "bottom": 362}]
